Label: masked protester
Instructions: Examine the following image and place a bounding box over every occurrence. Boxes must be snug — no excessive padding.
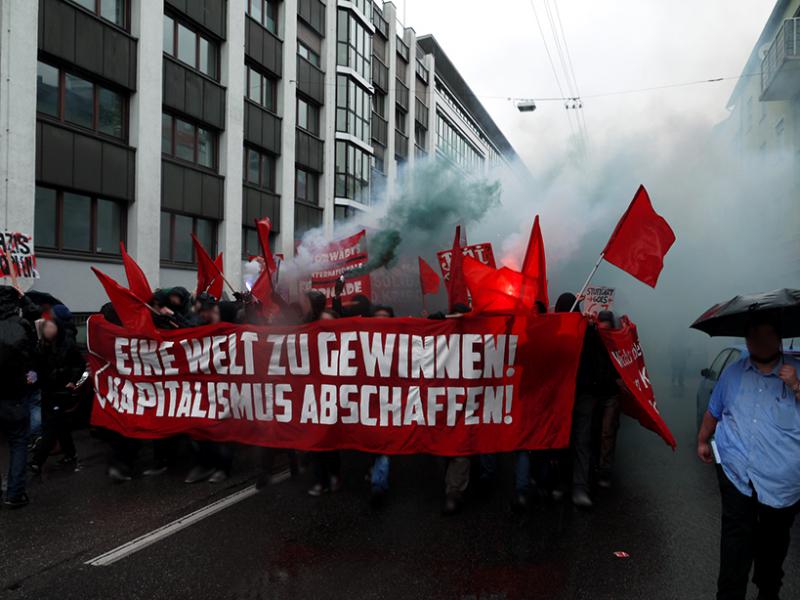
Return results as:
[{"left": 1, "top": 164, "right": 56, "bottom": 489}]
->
[
  {"left": 29, "top": 311, "right": 85, "bottom": 475},
  {"left": 697, "top": 315, "right": 800, "bottom": 600},
  {"left": 0, "top": 286, "right": 39, "bottom": 508}
]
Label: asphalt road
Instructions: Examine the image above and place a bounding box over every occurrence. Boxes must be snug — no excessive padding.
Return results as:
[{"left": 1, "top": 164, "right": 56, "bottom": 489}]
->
[{"left": 1, "top": 375, "right": 798, "bottom": 600}]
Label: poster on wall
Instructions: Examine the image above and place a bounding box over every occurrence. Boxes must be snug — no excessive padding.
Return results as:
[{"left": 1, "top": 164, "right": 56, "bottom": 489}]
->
[{"left": 0, "top": 232, "right": 38, "bottom": 279}]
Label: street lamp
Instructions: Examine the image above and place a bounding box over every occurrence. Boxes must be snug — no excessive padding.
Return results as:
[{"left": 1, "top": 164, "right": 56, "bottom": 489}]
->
[{"left": 515, "top": 99, "right": 537, "bottom": 113}]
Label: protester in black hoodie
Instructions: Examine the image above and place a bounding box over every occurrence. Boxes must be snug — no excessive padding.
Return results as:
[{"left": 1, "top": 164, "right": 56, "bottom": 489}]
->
[
  {"left": 30, "top": 310, "right": 85, "bottom": 473},
  {"left": 0, "top": 286, "right": 39, "bottom": 508}
]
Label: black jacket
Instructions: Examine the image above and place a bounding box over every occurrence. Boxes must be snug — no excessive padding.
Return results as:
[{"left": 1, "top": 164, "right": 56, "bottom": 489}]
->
[
  {"left": 0, "top": 286, "right": 39, "bottom": 401},
  {"left": 576, "top": 326, "right": 618, "bottom": 397},
  {"left": 36, "top": 330, "right": 85, "bottom": 408}
]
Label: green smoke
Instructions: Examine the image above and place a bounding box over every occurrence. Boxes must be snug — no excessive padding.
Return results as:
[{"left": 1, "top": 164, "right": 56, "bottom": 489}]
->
[{"left": 354, "top": 158, "right": 501, "bottom": 274}]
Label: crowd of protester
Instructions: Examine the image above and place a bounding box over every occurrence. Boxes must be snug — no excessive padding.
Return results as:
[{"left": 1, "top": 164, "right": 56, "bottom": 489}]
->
[{"left": 0, "top": 279, "right": 626, "bottom": 515}]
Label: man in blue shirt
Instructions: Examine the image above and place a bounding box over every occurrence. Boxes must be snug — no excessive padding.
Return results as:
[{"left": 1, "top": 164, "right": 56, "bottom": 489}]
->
[{"left": 697, "top": 316, "right": 800, "bottom": 600}]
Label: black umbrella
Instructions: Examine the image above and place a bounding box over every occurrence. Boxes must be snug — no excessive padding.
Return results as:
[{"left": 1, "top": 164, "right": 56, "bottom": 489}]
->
[
  {"left": 25, "top": 291, "right": 64, "bottom": 308},
  {"left": 690, "top": 288, "right": 800, "bottom": 338}
]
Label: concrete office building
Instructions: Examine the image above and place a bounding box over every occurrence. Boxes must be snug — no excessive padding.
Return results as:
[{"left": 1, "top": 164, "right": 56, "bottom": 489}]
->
[{"left": 0, "top": 0, "right": 524, "bottom": 329}]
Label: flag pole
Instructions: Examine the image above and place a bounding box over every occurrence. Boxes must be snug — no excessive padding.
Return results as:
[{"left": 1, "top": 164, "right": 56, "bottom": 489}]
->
[{"left": 570, "top": 252, "right": 604, "bottom": 312}]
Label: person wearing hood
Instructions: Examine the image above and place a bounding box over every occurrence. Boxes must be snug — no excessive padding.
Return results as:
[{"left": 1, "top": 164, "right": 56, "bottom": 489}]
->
[
  {"left": 29, "top": 310, "right": 86, "bottom": 474},
  {"left": 0, "top": 286, "right": 39, "bottom": 508}
]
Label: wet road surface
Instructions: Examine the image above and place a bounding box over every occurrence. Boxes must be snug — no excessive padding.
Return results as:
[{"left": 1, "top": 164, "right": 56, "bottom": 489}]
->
[{"left": 2, "top": 377, "right": 798, "bottom": 600}]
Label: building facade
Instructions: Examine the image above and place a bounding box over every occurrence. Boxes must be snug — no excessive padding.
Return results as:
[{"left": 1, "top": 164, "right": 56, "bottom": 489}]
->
[
  {"left": 0, "top": 0, "right": 522, "bottom": 320},
  {"left": 721, "top": 0, "right": 800, "bottom": 278}
]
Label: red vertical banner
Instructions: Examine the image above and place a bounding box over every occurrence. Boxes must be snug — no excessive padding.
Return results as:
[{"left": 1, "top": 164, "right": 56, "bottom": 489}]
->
[
  {"left": 597, "top": 317, "right": 676, "bottom": 448},
  {"left": 310, "top": 230, "right": 371, "bottom": 304}
]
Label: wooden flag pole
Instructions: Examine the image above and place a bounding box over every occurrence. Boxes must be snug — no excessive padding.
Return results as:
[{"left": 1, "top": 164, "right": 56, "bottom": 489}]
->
[{"left": 570, "top": 252, "right": 604, "bottom": 312}]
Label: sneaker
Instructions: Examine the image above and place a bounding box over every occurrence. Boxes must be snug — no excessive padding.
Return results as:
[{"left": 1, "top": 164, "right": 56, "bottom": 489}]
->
[
  {"left": 28, "top": 462, "right": 42, "bottom": 475},
  {"left": 572, "top": 489, "right": 593, "bottom": 508},
  {"left": 307, "top": 483, "right": 328, "bottom": 497},
  {"left": 442, "top": 494, "right": 462, "bottom": 516},
  {"left": 329, "top": 475, "right": 342, "bottom": 493},
  {"left": 3, "top": 493, "right": 30, "bottom": 509},
  {"left": 597, "top": 476, "right": 612, "bottom": 489},
  {"left": 56, "top": 455, "right": 77, "bottom": 468},
  {"left": 28, "top": 436, "right": 42, "bottom": 452},
  {"left": 142, "top": 465, "right": 168, "bottom": 477},
  {"left": 107, "top": 466, "right": 132, "bottom": 482},
  {"left": 208, "top": 469, "right": 228, "bottom": 484},
  {"left": 511, "top": 493, "right": 529, "bottom": 512},
  {"left": 184, "top": 465, "right": 215, "bottom": 484},
  {"left": 551, "top": 488, "right": 565, "bottom": 502}
]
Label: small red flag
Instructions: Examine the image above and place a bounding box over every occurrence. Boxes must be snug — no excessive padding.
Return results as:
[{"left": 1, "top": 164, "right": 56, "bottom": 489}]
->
[
  {"left": 255, "top": 217, "right": 277, "bottom": 275},
  {"left": 120, "top": 242, "right": 153, "bottom": 303},
  {"left": 250, "top": 263, "right": 274, "bottom": 315},
  {"left": 192, "top": 235, "right": 225, "bottom": 299},
  {"left": 92, "top": 267, "right": 160, "bottom": 339},
  {"left": 463, "top": 257, "right": 537, "bottom": 314},
  {"left": 603, "top": 186, "right": 675, "bottom": 288},
  {"left": 446, "top": 225, "right": 470, "bottom": 311},
  {"left": 418, "top": 257, "right": 441, "bottom": 296},
  {"left": 520, "top": 215, "right": 549, "bottom": 310}
]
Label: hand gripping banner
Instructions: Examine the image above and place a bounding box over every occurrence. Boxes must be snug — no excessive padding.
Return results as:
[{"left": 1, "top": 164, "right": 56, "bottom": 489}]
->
[{"left": 87, "top": 313, "right": 587, "bottom": 456}]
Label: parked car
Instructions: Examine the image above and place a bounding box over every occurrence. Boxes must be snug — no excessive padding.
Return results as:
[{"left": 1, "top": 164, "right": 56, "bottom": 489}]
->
[{"left": 695, "top": 344, "right": 800, "bottom": 432}]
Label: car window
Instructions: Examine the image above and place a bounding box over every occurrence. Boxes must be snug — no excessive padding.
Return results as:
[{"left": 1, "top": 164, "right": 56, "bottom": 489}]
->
[
  {"left": 707, "top": 349, "right": 732, "bottom": 381},
  {"left": 722, "top": 349, "right": 742, "bottom": 374}
]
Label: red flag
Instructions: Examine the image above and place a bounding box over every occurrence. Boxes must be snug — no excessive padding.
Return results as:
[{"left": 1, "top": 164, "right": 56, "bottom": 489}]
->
[
  {"left": 446, "top": 225, "right": 469, "bottom": 311},
  {"left": 120, "top": 242, "right": 153, "bottom": 303},
  {"left": 603, "top": 186, "right": 675, "bottom": 288},
  {"left": 418, "top": 257, "right": 441, "bottom": 296},
  {"left": 250, "top": 263, "right": 274, "bottom": 315},
  {"left": 463, "top": 257, "right": 537, "bottom": 314},
  {"left": 520, "top": 215, "right": 549, "bottom": 309},
  {"left": 192, "top": 235, "right": 225, "bottom": 299},
  {"left": 255, "top": 217, "right": 277, "bottom": 275},
  {"left": 92, "top": 267, "right": 160, "bottom": 339}
]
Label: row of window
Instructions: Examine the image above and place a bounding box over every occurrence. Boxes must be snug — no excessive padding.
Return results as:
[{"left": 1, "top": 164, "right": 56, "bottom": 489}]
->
[
  {"left": 160, "top": 211, "right": 216, "bottom": 263},
  {"left": 336, "top": 75, "right": 371, "bottom": 144},
  {"left": 335, "top": 141, "right": 371, "bottom": 204},
  {"left": 337, "top": 9, "right": 372, "bottom": 82},
  {"left": 36, "top": 61, "right": 126, "bottom": 140},
  {"left": 71, "top": 0, "right": 126, "bottom": 28},
  {"left": 246, "top": 64, "right": 277, "bottom": 112},
  {"left": 436, "top": 113, "right": 485, "bottom": 173},
  {"left": 246, "top": 0, "right": 279, "bottom": 35},
  {"left": 164, "top": 15, "right": 218, "bottom": 79},
  {"left": 162, "top": 113, "right": 216, "bottom": 170},
  {"left": 298, "top": 41, "right": 321, "bottom": 68}
]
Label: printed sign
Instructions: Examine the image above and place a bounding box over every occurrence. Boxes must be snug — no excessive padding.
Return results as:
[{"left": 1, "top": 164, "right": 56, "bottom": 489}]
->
[
  {"left": 310, "top": 230, "right": 371, "bottom": 304},
  {"left": 437, "top": 243, "right": 496, "bottom": 282}
]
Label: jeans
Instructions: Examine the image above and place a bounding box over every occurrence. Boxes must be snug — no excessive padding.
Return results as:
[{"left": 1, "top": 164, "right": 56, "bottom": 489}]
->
[
  {"left": 572, "top": 392, "right": 598, "bottom": 491},
  {"left": 371, "top": 455, "right": 390, "bottom": 492},
  {"left": 33, "top": 405, "right": 76, "bottom": 467},
  {"left": 599, "top": 395, "right": 621, "bottom": 472},
  {"left": 716, "top": 467, "right": 798, "bottom": 600},
  {"left": 479, "top": 452, "right": 530, "bottom": 495},
  {"left": 28, "top": 389, "right": 42, "bottom": 439},
  {"left": 0, "top": 399, "right": 30, "bottom": 499},
  {"left": 445, "top": 457, "right": 471, "bottom": 497}
]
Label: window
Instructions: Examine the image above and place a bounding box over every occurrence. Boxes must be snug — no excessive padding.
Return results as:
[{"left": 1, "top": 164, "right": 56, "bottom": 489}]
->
[
  {"left": 295, "top": 168, "right": 319, "bottom": 205},
  {"left": 337, "top": 9, "right": 371, "bottom": 81},
  {"left": 34, "top": 186, "right": 125, "bottom": 255},
  {"left": 336, "top": 75, "right": 371, "bottom": 143},
  {"left": 297, "top": 41, "right": 321, "bottom": 67},
  {"left": 246, "top": 64, "right": 277, "bottom": 112},
  {"left": 36, "top": 61, "right": 126, "bottom": 139},
  {"left": 242, "top": 227, "right": 275, "bottom": 259},
  {"left": 246, "top": 0, "right": 278, "bottom": 35},
  {"left": 162, "top": 113, "right": 216, "bottom": 169},
  {"left": 415, "top": 121, "right": 427, "bottom": 149},
  {"left": 395, "top": 107, "right": 406, "bottom": 134},
  {"left": 436, "top": 113, "right": 484, "bottom": 172},
  {"left": 71, "top": 0, "right": 127, "bottom": 28},
  {"left": 372, "top": 93, "right": 385, "bottom": 118},
  {"left": 297, "top": 97, "right": 320, "bottom": 135},
  {"left": 163, "top": 15, "right": 219, "bottom": 79},
  {"left": 243, "top": 147, "right": 275, "bottom": 190},
  {"left": 335, "top": 141, "right": 371, "bottom": 204},
  {"left": 160, "top": 211, "right": 216, "bottom": 264}
]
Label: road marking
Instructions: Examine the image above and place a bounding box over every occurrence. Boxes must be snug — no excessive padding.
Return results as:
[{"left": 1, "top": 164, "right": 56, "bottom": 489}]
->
[{"left": 85, "top": 485, "right": 258, "bottom": 567}]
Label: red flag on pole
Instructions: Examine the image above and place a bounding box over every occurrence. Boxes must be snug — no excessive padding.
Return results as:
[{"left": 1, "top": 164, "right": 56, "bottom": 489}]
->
[
  {"left": 255, "top": 217, "right": 277, "bottom": 275},
  {"left": 446, "top": 225, "right": 470, "bottom": 311},
  {"left": 192, "top": 235, "right": 225, "bottom": 299},
  {"left": 92, "top": 267, "right": 160, "bottom": 339},
  {"left": 120, "top": 242, "right": 153, "bottom": 303},
  {"left": 602, "top": 185, "right": 675, "bottom": 288},
  {"left": 250, "top": 263, "right": 274, "bottom": 315},
  {"left": 520, "top": 215, "right": 549, "bottom": 309},
  {"left": 418, "top": 257, "right": 441, "bottom": 296}
]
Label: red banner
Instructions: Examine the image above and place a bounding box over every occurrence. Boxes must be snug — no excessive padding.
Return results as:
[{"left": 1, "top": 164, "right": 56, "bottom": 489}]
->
[
  {"left": 437, "top": 243, "right": 496, "bottom": 282},
  {"left": 597, "top": 317, "right": 676, "bottom": 449},
  {"left": 310, "top": 230, "right": 371, "bottom": 304},
  {"left": 87, "top": 313, "right": 587, "bottom": 455}
]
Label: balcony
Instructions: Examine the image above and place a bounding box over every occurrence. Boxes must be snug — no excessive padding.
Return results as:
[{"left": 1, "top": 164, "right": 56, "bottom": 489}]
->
[
  {"left": 394, "top": 130, "right": 408, "bottom": 159},
  {"left": 371, "top": 111, "right": 388, "bottom": 146},
  {"left": 395, "top": 78, "right": 409, "bottom": 111},
  {"left": 761, "top": 18, "right": 800, "bottom": 101}
]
